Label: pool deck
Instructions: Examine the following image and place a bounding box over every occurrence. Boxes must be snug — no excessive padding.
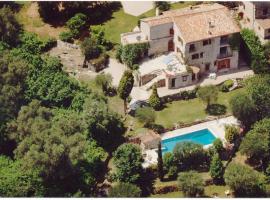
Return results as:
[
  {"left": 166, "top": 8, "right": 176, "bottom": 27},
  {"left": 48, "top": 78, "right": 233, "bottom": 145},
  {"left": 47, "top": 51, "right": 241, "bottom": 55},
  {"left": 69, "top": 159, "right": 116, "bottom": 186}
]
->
[{"left": 161, "top": 116, "right": 239, "bottom": 145}]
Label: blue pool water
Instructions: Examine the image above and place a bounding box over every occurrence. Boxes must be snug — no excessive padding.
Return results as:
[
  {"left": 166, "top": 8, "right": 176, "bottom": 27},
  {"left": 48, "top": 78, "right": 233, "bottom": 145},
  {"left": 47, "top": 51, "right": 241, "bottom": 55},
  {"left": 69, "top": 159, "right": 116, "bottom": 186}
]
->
[{"left": 162, "top": 128, "right": 216, "bottom": 154}]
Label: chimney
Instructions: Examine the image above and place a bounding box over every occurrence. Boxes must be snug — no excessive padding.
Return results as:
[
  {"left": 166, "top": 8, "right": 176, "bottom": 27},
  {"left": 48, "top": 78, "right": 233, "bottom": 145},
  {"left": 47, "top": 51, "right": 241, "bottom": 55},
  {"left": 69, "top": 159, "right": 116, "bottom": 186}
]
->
[{"left": 156, "top": 7, "right": 160, "bottom": 16}]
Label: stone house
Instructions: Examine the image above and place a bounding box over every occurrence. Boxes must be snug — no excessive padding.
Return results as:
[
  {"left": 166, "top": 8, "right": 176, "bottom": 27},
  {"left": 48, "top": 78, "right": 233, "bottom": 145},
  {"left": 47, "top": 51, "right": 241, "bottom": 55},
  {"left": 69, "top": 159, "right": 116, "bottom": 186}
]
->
[
  {"left": 238, "top": 1, "right": 270, "bottom": 44},
  {"left": 121, "top": 3, "right": 240, "bottom": 90}
]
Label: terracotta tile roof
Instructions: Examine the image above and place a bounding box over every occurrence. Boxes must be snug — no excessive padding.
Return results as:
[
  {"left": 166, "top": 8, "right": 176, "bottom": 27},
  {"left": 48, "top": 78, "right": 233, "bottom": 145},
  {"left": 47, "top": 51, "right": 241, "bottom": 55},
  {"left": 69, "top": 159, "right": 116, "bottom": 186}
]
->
[
  {"left": 141, "top": 3, "right": 240, "bottom": 42},
  {"left": 173, "top": 5, "right": 240, "bottom": 43},
  {"left": 256, "top": 18, "right": 270, "bottom": 30}
]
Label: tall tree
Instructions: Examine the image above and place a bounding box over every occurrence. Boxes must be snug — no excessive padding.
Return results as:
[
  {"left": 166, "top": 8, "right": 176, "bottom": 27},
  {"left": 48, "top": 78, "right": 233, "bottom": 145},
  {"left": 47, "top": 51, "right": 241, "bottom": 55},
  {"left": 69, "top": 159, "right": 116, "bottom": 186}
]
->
[
  {"left": 197, "top": 85, "right": 218, "bottom": 109},
  {"left": 209, "top": 153, "right": 224, "bottom": 184},
  {"left": 157, "top": 142, "right": 164, "bottom": 181},
  {"left": 149, "top": 84, "right": 162, "bottom": 110},
  {"left": 118, "top": 70, "right": 134, "bottom": 114},
  {"left": 113, "top": 143, "right": 143, "bottom": 184}
]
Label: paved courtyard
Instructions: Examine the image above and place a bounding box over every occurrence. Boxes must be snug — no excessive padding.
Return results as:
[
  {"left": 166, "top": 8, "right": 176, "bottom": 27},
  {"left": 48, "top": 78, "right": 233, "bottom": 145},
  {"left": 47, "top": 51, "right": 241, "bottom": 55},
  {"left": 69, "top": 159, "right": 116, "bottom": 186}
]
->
[
  {"left": 121, "top": 1, "right": 154, "bottom": 16},
  {"left": 130, "top": 67, "right": 254, "bottom": 101}
]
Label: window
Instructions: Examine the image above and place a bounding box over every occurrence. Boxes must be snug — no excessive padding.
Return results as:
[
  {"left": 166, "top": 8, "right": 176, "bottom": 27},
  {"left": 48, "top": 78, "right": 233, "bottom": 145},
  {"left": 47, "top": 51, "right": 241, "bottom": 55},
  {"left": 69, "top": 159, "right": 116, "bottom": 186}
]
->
[
  {"left": 205, "top": 63, "right": 210, "bottom": 71},
  {"left": 263, "top": 8, "right": 268, "bottom": 15},
  {"left": 189, "top": 44, "right": 195, "bottom": 52},
  {"left": 177, "top": 47, "right": 180, "bottom": 52},
  {"left": 170, "top": 28, "right": 174, "bottom": 35},
  {"left": 192, "top": 53, "right": 199, "bottom": 60},
  {"left": 200, "top": 52, "right": 204, "bottom": 58},
  {"left": 182, "top": 75, "right": 188, "bottom": 82},
  {"left": 247, "top": 17, "right": 250, "bottom": 22},
  {"left": 268, "top": 29, "right": 270, "bottom": 33},
  {"left": 220, "top": 35, "right": 229, "bottom": 45},
  {"left": 203, "top": 39, "right": 211, "bottom": 46},
  {"left": 258, "top": 26, "right": 261, "bottom": 30},
  {"left": 171, "top": 78, "right": 176, "bottom": 87}
]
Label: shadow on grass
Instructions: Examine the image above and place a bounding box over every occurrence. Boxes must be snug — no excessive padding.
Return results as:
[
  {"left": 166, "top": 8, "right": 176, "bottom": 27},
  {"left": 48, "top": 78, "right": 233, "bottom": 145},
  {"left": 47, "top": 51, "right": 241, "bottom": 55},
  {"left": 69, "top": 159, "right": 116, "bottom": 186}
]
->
[{"left": 206, "top": 104, "right": 227, "bottom": 116}]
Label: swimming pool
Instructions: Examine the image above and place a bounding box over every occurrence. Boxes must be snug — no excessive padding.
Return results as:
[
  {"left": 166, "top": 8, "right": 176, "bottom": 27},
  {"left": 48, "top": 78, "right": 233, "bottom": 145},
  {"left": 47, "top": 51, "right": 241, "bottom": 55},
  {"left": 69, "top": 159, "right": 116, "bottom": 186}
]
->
[{"left": 162, "top": 128, "right": 216, "bottom": 154}]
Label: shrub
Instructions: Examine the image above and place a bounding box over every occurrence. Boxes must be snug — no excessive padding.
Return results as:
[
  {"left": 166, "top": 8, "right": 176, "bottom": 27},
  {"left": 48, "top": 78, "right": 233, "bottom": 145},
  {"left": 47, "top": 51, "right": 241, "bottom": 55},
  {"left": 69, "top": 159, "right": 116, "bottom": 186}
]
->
[
  {"left": 177, "top": 171, "right": 204, "bottom": 197},
  {"left": 81, "top": 37, "right": 102, "bottom": 59},
  {"left": 224, "top": 163, "right": 266, "bottom": 197},
  {"left": 132, "top": 64, "right": 139, "bottom": 70},
  {"left": 220, "top": 79, "right": 234, "bottom": 92},
  {"left": 155, "top": 1, "right": 171, "bottom": 11},
  {"left": 167, "top": 166, "right": 178, "bottom": 180},
  {"left": 59, "top": 31, "right": 73, "bottom": 43},
  {"left": 149, "top": 85, "right": 162, "bottom": 110},
  {"left": 163, "top": 152, "right": 174, "bottom": 172},
  {"left": 41, "top": 37, "right": 57, "bottom": 51},
  {"left": 117, "top": 43, "right": 149, "bottom": 68},
  {"left": 173, "top": 142, "right": 208, "bottom": 170},
  {"left": 95, "top": 73, "right": 112, "bottom": 94},
  {"left": 66, "top": 13, "right": 87, "bottom": 38},
  {"left": 154, "top": 185, "right": 178, "bottom": 194},
  {"left": 213, "top": 138, "right": 224, "bottom": 154},
  {"left": 225, "top": 125, "right": 239, "bottom": 143},
  {"left": 109, "top": 182, "right": 141, "bottom": 197},
  {"left": 135, "top": 107, "right": 156, "bottom": 126},
  {"left": 197, "top": 85, "right": 218, "bottom": 109},
  {"left": 90, "top": 53, "right": 109, "bottom": 71},
  {"left": 209, "top": 153, "right": 224, "bottom": 184}
]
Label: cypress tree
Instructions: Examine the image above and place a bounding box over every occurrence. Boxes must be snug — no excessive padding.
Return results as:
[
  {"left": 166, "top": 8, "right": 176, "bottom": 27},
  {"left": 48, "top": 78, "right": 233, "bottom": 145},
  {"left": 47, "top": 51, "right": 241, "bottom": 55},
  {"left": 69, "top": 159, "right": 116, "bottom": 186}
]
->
[
  {"left": 149, "top": 84, "right": 161, "bottom": 110},
  {"left": 210, "top": 153, "right": 224, "bottom": 184},
  {"left": 157, "top": 142, "right": 164, "bottom": 181}
]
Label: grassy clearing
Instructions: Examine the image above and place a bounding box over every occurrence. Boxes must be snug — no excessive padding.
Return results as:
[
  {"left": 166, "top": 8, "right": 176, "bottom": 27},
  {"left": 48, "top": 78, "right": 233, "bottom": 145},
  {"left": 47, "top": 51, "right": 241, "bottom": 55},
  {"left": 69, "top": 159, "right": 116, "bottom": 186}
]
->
[
  {"left": 16, "top": 2, "right": 67, "bottom": 39},
  {"left": 155, "top": 88, "right": 244, "bottom": 128}
]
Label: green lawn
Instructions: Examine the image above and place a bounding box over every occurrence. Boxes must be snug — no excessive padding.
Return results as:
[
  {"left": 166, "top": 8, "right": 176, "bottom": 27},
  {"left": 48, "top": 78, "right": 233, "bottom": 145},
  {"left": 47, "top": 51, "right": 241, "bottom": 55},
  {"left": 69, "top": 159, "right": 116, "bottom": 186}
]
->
[
  {"left": 102, "top": 2, "right": 197, "bottom": 45},
  {"left": 155, "top": 88, "right": 244, "bottom": 128}
]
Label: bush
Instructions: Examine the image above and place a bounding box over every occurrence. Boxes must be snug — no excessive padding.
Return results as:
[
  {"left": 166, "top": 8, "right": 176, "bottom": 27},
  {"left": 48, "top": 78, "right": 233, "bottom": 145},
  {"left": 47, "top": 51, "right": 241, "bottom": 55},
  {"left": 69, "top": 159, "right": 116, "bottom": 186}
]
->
[
  {"left": 212, "top": 138, "right": 224, "bottom": 154},
  {"left": 95, "top": 73, "right": 112, "bottom": 94},
  {"left": 132, "top": 64, "right": 139, "bottom": 70},
  {"left": 135, "top": 107, "right": 156, "bottom": 126},
  {"left": 167, "top": 166, "right": 178, "bottom": 180},
  {"left": 81, "top": 37, "right": 102, "bottom": 59},
  {"left": 206, "top": 104, "right": 226, "bottom": 116},
  {"left": 224, "top": 163, "right": 266, "bottom": 197},
  {"left": 59, "top": 31, "right": 74, "bottom": 43},
  {"left": 66, "top": 13, "right": 87, "bottom": 38},
  {"left": 177, "top": 171, "right": 204, "bottom": 197},
  {"left": 163, "top": 152, "right": 174, "bottom": 171},
  {"left": 225, "top": 125, "right": 239, "bottom": 143},
  {"left": 90, "top": 53, "right": 109, "bottom": 71},
  {"left": 209, "top": 153, "right": 224, "bottom": 184},
  {"left": 117, "top": 43, "right": 149, "bottom": 68},
  {"left": 149, "top": 85, "right": 162, "bottom": 110},
  {"left": 173, "top": 142, "right": 208, "bottom": 170},
  {"left": 41, "top": 37, "right": 57, "bottom": 51},
  {"left": 180, "top": 89, "right": 197, "bottom": 100},
  {"left": 155, "top": 1, "right": 171, "bottom": 11},
  {"left": 109, "top": 182, "right": 141, "bottom": 197},
  {"left": 154, "top": 185, "right": 178, "bottom": 194},
  {"left": 220, "top": 79, "right": 234, "bottom": 92},
  {"left": 197, "top": 85, "right": 218, "bottom": 109}
]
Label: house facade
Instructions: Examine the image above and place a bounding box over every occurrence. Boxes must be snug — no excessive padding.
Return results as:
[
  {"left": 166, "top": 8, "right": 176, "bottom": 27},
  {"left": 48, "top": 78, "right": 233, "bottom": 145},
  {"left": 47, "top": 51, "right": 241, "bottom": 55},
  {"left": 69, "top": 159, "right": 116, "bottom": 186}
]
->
[
  {"left": 238, "top": 1, "right": 270, "bottom": 44},
  {"left": 121, "top": 3, "right": 240, "bottom": 89}
]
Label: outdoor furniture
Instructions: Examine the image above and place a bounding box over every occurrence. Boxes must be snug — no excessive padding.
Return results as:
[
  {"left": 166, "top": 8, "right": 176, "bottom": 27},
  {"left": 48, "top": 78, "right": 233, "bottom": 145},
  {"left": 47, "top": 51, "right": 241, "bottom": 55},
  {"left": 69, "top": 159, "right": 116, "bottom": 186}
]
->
[{"left": 208, "top": 73, "right": 217, "bottom": 79}]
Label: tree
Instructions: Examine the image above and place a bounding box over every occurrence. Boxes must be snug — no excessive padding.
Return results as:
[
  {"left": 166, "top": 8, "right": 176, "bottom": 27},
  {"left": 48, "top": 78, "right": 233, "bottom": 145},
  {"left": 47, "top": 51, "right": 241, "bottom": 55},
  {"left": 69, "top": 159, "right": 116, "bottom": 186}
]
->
[
  {"left": 82, "top": 94, "right": 125, "bottom": 151},
  {"left": 10, "top": 101, "right": 106, "bottom": 196},
  {"left": 81, "top": 37, "right": 102, "bottom": 60},
  {"left": 229, "top": 91, "right": 257, "bottom": 128},
  {"left": 163, "top": 152, "right": 174, "bottom": 171},
  {"left": 118, "top": 70, "right": 134, "bottom": 114},
  {"left": 212, "top": 138, "right": 224, "bottom": 155},
  {"left": 177, "top": 171, "right": 204, "bottom": 197},
  {"left": 0, "top": 6, "right": 21, "bottom": 46},
  {"left": 66, "top": 13, "right": 87, "bottom": 38},
  {"left": 149, "top": 85, "right": 162, "bottom": 110},
  {"left": 0, "top": 156, "right": 44, "bottom": 197},
  {"left": 59, "top": 31, "right": 74, "bottom": 43},
  {"left": 135, "top": 107, "right": 156, "bottom": 126},
  {"left": 95, "top": 73, "right": 112, "bottom": 94},
  {"left": 225, "top": 125, "right": 239, "bottom": 144},
  {"left": 90, "top": 25, "right": 111, "bottom": 49},
  {"left": 155, "top": 1, "right": 171, "bottom": 11},
  {"left": 157, "top": 142, "right": 164, "bottom": 181},
  {"left": 113, "top": 143, "right": 143, "bottom": 183},
  {"left": 173, "top": 142, "right": 207, "bottom": 170},
  {"left": 240, "top": 118, "right": 270, "bottom": 168},
  {"left": 37, "top": 2, "right": 59, "bottom": 22},
  {"left": 108, "top": 182, "right": 141, "bottom": 197},
  {"left": 224, "top": 163, "right": 266, "bottom": 197},
  {"left": 209, "top": 153, "right": 224, "bottom": 184},
  {"left": 197, "top": 85, "right": 218, "bottom": 109},
  {"left": 241, "top": 28, "right": 270, "bottom": 74},
  {"left": 245, "top": 75, "right": 270, "bottom": 120}
]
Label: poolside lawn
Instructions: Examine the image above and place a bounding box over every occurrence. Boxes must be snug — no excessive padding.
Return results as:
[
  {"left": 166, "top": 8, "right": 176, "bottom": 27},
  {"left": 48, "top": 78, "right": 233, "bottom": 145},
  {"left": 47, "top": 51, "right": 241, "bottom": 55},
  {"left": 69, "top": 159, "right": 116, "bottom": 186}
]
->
[{"left": 155, "top": 88, "right": 244, "bottom": 128}]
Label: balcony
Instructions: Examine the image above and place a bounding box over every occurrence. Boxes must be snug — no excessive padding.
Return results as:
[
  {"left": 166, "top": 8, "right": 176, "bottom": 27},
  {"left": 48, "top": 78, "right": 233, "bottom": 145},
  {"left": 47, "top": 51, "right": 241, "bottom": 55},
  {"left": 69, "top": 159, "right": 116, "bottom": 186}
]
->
[{"left": 217, "top": 52, "right": 233, "bottom": 59}]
